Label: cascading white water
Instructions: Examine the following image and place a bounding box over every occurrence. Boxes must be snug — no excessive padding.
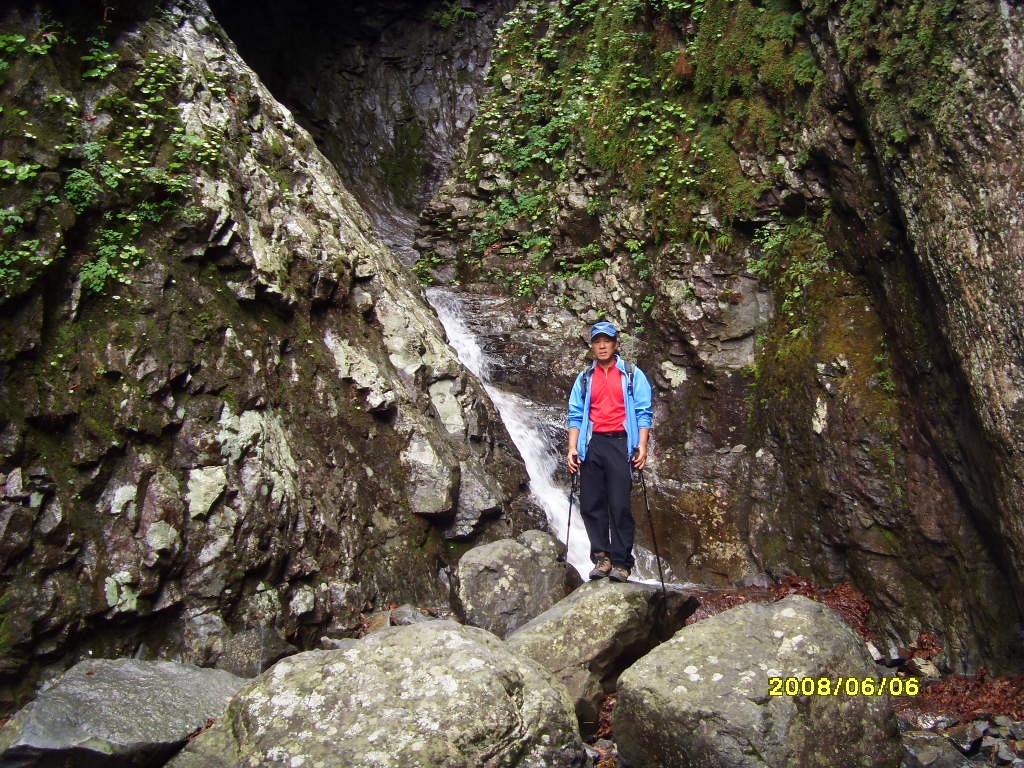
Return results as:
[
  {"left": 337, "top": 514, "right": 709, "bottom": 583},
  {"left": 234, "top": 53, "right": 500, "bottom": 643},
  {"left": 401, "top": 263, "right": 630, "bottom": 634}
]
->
[
  {"left": 427, "top": 288, "right": 595, "bottom": 578},
  {"left": 427, "top": 287, "right": 674, "bottom": 585}
]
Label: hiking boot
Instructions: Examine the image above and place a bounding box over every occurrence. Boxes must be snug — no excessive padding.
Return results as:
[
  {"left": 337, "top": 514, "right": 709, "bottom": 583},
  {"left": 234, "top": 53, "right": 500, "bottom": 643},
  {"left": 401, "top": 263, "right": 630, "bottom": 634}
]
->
[
  {"left": 589, "top": 554, "right": 612, "bottom": 580},
  {"left": 609, "top": 566, "right": 631, "bottom": 583}
]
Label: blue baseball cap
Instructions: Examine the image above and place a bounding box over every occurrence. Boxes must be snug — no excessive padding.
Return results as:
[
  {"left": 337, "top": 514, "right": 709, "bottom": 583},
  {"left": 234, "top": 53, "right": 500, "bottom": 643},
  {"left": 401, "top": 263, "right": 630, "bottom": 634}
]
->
[{"left": 590, "top": 320, "right": 618, "bottom": 340}]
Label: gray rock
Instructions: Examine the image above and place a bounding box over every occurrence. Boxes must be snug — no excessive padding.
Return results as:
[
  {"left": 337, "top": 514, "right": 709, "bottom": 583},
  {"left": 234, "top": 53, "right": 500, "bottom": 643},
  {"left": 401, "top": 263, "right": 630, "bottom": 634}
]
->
[
  {"left": 389, "top": 603, "right": 436, "bottom": 625},
  {"left": 901, "top": 731, "right": 973, "bottom": 768},
  {"left": 996, "top": 742, "right": 1019, "bottom": 764},
  {"left": 0, "top": 0, "right": 539, "bottom": 699},
  {"left": 446, "top": 459, "right": 505, "bottom": 539},
  {"left": 215, "top": 627, "right": 297, "bottom": 678},
  {"left": 907, "top": 657, "right": 943, "bottom": 680},
  {"left": 506, "top": 580, "right": 699, "bottom": 736},
  {"left": 168, "top": 620, "right": 587, "bottom": 768},
  {"left": 615, "top": 595, "right": 900, "bottom": 768},
  {"left": 360, "top": 603, "right": 437, "bottom": 634},
  {"left": 455, "top": 530, "right": 580, "bottom": 638},
  {"left": 0, "top": 658, "right": 244, "bottom": 767},
  {"left": 944, "top": 721, "right": 985, "bottom": 754}
]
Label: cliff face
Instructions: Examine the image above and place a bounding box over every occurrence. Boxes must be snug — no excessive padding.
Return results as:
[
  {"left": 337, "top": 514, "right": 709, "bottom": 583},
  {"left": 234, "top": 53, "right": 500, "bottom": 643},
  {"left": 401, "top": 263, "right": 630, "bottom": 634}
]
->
[
  {"left": 805, "top": 0, "right": 1024, "bottom": 626},
  {"left": 416, "top": 0, "right": 1024, "bottom": 670},
  {"left": 208, "top": 0, "right": 518, "bottom": 263},
  {"left": 0, "top": 0, "right": 532, "bottom": 707},
  {"left": 2, "top": 0, "right": 1022, "bottom": 709}
]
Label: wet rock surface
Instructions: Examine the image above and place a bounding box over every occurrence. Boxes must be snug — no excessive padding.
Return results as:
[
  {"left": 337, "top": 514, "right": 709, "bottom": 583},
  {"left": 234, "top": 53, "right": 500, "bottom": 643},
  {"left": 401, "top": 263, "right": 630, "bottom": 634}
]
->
[
  {"left": 805, "top": 0, "right": 1024, "bottom": 644},
  {"left": 0, "top": 0, "right": 535, "bottom": 705},
  {"left": 209, "top": 0, "right": 518, "bottom": 264},
  {"left": 414, "top": 0, "right": 1024, "bottom": 672},
  {"left": 2, "top": 1, "right": 1024, "bottom": 763},
  {"left": 0, "top": 658, "right": 244, "bottom": 767}
]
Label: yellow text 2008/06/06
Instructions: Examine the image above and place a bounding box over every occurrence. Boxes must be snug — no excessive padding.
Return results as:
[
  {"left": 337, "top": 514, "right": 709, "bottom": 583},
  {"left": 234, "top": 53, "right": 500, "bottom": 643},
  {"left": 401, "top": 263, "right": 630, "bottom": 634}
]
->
[{"left": 767, "top": 676, "right": 920, "bottom": 697}]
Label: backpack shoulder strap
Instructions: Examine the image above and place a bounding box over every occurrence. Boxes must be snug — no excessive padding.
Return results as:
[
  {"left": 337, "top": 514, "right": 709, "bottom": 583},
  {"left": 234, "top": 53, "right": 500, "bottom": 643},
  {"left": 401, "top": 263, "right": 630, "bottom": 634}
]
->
[{"left": 580, "top": 364, "right": 594, "bottom": 402}]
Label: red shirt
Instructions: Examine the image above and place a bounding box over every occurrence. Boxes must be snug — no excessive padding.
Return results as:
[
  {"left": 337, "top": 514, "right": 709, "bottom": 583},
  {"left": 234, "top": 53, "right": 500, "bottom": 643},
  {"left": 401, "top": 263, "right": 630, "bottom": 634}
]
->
[{"left": 590, "top": 363, "right": 626, "bottom": 432}]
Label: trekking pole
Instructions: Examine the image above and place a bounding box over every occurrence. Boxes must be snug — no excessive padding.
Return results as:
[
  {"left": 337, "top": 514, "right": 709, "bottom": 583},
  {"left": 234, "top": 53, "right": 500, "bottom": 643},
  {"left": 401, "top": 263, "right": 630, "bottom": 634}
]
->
[
  {"left": 560, "top": 471, "right": 578, "bottom": 562},
  {"left": 638, "top": 469, "right": 667, "bottom": 597}
]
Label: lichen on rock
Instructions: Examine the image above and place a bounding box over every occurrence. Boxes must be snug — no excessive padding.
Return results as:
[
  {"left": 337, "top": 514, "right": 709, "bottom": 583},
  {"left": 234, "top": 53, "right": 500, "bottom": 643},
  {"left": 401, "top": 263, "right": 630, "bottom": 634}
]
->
[
  {"left": 169, "top": 621, "right": 588, "bottom": 768},
  {"left": 0, "top": 0, "right": 534, "bottom": 706}
]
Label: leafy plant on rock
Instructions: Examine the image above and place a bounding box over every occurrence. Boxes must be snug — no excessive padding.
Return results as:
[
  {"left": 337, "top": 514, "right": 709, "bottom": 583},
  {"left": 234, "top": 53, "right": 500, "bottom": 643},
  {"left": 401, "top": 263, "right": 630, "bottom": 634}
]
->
[{"left": 0, "top": 23, "right": 224, "bottom": 304}]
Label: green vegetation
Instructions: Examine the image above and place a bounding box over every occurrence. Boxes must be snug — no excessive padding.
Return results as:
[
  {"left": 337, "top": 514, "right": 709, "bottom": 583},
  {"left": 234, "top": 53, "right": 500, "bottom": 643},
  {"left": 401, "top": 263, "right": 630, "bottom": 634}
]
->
[
  {"left": 806, "top": 0, "right": 986, "bottom": 152},
  {"left": 412, "top": 251, "right": 444, "bottom": 284},
  {"left": 748, "top": 212, "right": 834, "bottom": 330},
  {"left": 0, "top": 159, "right": 41, "bottom": 182},
  {"left": 64, "top": 167, "right": 103, "bottom": 212},
  {"left": 80, "top": 35, "right": 119, "bottom": 80},
  {"left": 431, "top": 0, "right": 481, "bottom": 33},
  {"left": 444, "top": 0, "right": 820, "bottom": 298},
  {"left": 0, "top": 588, "right": 14, "bottom": 662},
  {"left": 0, "top": 22, "right": 220, "bottom": 304}
]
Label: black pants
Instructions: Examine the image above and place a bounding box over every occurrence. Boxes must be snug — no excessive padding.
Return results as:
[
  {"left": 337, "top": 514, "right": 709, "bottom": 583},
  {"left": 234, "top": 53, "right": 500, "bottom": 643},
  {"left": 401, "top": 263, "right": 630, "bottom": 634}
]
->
[{"left": 580, "top": 432, "right": 635, "bottom": 569}]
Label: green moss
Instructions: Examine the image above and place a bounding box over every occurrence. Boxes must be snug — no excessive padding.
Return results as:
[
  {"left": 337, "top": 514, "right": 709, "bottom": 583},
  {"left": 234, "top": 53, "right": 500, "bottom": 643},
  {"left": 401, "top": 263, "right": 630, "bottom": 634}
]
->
[
  {"left": 700, "top": 131, "right": 768, "bottom": 220},
  {"left": 380, "top": 119, "right": 426, "bottom": 209},
  {"left": 0, "top": 588, "right": 14, "bottom": 661},
  {"left": 808, "top": 0, "right": 989, "bottom": 151},
  {"left": 756, "top": 529, "right": 790, "bottom": 570},
  {"left": 0, "top": 21, "right": 219, "bottom": 306},
  {"left": 448, "top": 0, "right": 823, "bottom": 294}
]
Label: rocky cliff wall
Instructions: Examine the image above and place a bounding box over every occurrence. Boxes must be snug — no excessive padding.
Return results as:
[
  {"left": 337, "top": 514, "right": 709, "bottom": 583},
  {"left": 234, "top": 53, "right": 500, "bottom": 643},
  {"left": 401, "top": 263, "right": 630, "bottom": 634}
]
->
[
  {"left": 0, "top": 0, "right": 534, "bottom": 709},
  {"left": 415, "top": 0, "right": 1023, "bottom": 670},
  {"left": 804, "top": 0, "right": 1024, "bottom": 639},
  {"left": 208, "top": 0, "right": 518, "bottom": 263},
  {"left": 2, "top": 0, "right": 1021, "bottom": 712}
]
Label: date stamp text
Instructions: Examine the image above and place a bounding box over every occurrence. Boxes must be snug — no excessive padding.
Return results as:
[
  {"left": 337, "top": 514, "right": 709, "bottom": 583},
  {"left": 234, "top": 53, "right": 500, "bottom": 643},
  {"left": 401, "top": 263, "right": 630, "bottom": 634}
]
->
[{"left": 768, "top": 676, "right": 920, "bottom": 697}]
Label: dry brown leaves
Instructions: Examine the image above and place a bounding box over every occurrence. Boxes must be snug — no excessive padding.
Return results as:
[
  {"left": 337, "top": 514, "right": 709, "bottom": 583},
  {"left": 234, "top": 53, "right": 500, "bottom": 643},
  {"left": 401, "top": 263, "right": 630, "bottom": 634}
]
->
[
  {"left": 684, "top": 587, "right": 770, "bottom": 625},
  {"left": 764, "top": 576, "right": 873, "bottom": 640},
  {"left": 690, "top": 577, "right": 873, "bottom": 639},
  {"left": 906, "top": 631, "right": 943, "bottom": 659},
  {"left": 895, "top": 671, "right": 1024, "bottom": 722},
  {"left": 684, "top": 576, "right": 873, "bottom": 641},
  {"left": 594, "top": 693, "right": 616, "bottom": 739},
  {"left": 590, "top": 694, "right": 620, "bottom": 767}
]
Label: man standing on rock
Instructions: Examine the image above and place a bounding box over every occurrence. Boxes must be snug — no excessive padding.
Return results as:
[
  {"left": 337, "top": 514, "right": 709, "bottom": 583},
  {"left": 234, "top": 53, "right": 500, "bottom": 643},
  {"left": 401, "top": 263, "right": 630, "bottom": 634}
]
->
[{"left": 566, "top": 321, "right": 653, "bottom": 582}]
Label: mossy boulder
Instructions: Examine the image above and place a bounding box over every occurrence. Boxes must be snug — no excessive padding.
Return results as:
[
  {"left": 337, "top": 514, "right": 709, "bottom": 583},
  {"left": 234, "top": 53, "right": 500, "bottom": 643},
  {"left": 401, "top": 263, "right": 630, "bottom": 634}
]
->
[
  {"left": 169, "top": 621, "right": 588, "bottom": 768},
  {"left": 615, "top": 595, "right": 900, "bottom": 768}
]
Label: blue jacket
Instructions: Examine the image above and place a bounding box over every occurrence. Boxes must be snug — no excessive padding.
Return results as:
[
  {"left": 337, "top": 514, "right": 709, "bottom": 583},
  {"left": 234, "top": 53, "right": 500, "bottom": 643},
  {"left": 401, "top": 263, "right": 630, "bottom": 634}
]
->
[{"left": 567, "top": 356, "right": 653, "bottom": 461}]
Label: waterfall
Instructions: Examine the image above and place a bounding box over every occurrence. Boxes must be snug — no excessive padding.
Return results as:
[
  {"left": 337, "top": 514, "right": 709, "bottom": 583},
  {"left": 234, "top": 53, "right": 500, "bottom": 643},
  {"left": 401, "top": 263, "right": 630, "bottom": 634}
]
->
[{"left": 428, "top": 287, "right": 676, "bottom": 585}]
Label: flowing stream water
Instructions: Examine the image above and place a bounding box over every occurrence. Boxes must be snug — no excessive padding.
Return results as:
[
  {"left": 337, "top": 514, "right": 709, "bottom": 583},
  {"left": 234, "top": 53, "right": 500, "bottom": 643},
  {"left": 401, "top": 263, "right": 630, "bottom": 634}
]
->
[{"left": 428, "top": 287, "right": 674, "bottom": 585}]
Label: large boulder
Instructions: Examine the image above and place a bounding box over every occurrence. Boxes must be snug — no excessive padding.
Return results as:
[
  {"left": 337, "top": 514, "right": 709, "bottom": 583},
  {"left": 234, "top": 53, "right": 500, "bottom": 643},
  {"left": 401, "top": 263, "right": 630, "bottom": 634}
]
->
[
  {"left": 615, "top": 595, "right": 900, "bottom": 768},
  {"left": 0, "top": 0, "right": 536, "bottom": 701},
  {"left": 168, "top": 620, "right": 588, "bottom": 768},
  {"left": 506, "top": 580, "right": 699, "bottom": 736},
  {"left": 0, "top": 658, "right": 244, "bottom": 767},
  {"left": 455, "top": 530, "right": 580, "bottom": 638}
]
